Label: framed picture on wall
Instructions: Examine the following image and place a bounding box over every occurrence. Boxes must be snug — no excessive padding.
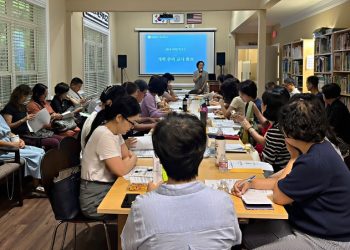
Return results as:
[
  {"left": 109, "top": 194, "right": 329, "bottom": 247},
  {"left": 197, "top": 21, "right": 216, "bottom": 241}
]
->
[
  {"left": 170, "top": 13, "right": 185, "bottom": 24},
  {"left": 152, "top": 14, "right": 168, "bottom": 24}
]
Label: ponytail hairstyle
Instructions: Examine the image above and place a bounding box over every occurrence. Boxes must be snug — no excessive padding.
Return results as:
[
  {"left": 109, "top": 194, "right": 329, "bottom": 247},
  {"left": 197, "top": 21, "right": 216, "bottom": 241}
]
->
[{"left": 85, "top": 95, "right": 140, "bottom": 144}]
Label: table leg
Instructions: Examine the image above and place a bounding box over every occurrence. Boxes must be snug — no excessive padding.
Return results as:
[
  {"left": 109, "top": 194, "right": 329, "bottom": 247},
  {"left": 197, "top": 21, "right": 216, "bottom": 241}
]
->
[{"left": 117, "top": 215, "right": 128, "bottom": 250}]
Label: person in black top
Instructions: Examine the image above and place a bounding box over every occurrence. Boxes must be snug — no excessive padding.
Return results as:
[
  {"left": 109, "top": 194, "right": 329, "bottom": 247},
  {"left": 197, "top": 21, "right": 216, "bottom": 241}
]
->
[
  {"left": 2, "top": 84, "right": 62, "bottom": 150},
  {"left": 322, "top": 83, "right": 350, "bottom": 167},
  {"left": 232, "top": 95, "right": 350, "bottom": 249},
  {"left": 51, "top": 82, "right": 85, "bottom": 128},
  {"left": 307, "top": 75, "right": 324, "bottom": 105}
]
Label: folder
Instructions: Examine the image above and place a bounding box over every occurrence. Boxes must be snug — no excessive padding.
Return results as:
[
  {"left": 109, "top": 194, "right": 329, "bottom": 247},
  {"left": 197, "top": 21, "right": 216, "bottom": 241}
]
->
[{"left": 229, "top": 168, "right": 264, "bottom": 174}]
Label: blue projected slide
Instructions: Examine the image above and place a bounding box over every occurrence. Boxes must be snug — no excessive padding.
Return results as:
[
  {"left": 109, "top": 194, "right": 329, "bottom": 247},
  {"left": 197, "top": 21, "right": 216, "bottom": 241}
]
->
[{"left": 139, "top": 32, "right": 215, "bottom": 75}]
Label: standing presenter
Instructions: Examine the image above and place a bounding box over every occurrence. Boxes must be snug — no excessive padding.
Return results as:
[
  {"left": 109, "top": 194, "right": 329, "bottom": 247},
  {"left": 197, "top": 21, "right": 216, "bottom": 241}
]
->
[{"left": 190, "top": 60, "right": 208, "bottom": 94}]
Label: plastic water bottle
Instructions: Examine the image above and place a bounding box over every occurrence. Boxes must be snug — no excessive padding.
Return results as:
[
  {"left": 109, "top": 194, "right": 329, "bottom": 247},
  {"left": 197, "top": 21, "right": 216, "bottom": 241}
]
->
[
  {"left": 215, "top": 128, "right": 225, "bottom": 166},
  {"left": 200, "top": 103, "right": 208, "bottom": 127},
  {"left": 182, "top": 96, "right": 188, "bottom": 112},
  {"left": 153, "top": 156, "right": 162, "bottom": 183},
  {"left": 218, "top": 154, "right": 228, "bottom": 173}
]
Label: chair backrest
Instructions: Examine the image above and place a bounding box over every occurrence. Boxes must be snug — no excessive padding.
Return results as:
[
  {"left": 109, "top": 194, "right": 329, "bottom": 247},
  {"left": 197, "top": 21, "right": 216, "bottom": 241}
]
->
[
  {"left": 40, "top": 149, "right": 70, "bottom": 192},
  {"left": 59, "top": 137, "right": 81, "bottom": 167}
]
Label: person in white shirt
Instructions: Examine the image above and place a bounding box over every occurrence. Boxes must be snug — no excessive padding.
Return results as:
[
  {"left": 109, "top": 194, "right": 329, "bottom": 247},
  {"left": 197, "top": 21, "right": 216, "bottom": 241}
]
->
[
  {"left": 79, "top": 95, "right": 140, "bottom": 219},
  {"left": 67, "top": 77, "right": 86, "bottom": 106},
  {"left": 283, "top": 77, "right": 300, "bottom": 97},
  {"left": 121, "top": 113, "right": 242, "bottom": 249}
]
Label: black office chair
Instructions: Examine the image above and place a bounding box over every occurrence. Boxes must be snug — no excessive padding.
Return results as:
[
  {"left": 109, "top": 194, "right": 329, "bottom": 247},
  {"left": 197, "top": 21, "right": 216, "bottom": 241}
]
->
[{"left": 41, "top": 148, "right": 111, "bottom": 250}]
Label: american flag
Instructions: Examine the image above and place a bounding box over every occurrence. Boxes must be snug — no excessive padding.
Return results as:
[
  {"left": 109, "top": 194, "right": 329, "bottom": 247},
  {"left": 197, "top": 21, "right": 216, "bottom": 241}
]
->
[{"left": 187, "top": 13, "right": 202, "bottom": 24}]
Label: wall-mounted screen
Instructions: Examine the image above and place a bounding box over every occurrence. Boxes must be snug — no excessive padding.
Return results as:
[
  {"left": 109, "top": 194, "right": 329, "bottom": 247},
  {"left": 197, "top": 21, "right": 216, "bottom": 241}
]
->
[{"left": 139, "top": 31, "right": 215, "bottom": 75}]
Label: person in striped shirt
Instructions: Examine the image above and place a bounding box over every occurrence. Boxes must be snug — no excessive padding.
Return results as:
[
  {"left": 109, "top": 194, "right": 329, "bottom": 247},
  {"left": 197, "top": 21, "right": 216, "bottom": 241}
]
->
[{"left": 239, "top": 87, "right": 290, "bottom": 171}]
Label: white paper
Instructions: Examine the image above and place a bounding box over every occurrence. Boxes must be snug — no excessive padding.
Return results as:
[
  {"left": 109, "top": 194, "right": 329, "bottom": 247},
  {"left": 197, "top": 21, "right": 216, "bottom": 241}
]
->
[
  {"left": 207, "top": 127, "right": 239, "bottom": 136},
  {"left": 207, "top": 105, "right": 221, "bottom": 112},
  {"left": 228, "top": 160, "right": 274, "bottom": 171},
  {"left": 212, "top": 120, "right": 241, "bottom": 129},
  {"left": 132, "top": 136, "right": 153, "bottom": 150},
  {"left": 169, "top": 101, "right": 182, "bottom": 110},
  {"left": 226, "top": 144, "right": 245, "bottom": 152},
  {"left": 61, "top": 111, "right": 74, "bottom": 119},
  {"left": 242, "top": 189, "right": 273, "bottom": 205},
  {"left": 306, "top": 55, "right": 314, "bottom": 70},
  {"left": 27, "top": 109, "right": 51, "bottom": 132},
  {"left": 123, "top": 167, "right": 153, "bottom": 184},
  {"left": 204, "top": 179, "right": 238, "bottom": 191},
  {"left": 133, "top": 150, "right": 155, "bottom": 158}
]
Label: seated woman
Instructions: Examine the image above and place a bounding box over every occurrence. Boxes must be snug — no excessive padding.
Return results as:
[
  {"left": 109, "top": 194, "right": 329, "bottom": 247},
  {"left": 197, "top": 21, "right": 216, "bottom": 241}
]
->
[
  {"left": 80, "top": 95, "right": 140, "bottom": 219},
  {"left": 2, "top": 84, "right": 62, "bottom": 150},
  {"left": 124, "top": 82, "right": 158, "bottom": 135},
  {"left": 217, "top": 78, "right": 246, "bottom": 118},
  {"left": 0, "top": 114, "right": 44, "bottom": 190},
  {"left": 122, "top": 113, "right": 242, "bottom": 249},
  {"left": 81, "top": 85, "right": 126, "bottom": 151},
  {"left": 141, "top": 76, "right": 168, "bottom": 118},
  {"left": 232, "top": 96, "right": 350, "bottom": 249},
  {"left": 27, "top": 83, "right": 78, "bottom": 137},
  {"left": 239, "top": 87, "right": 290, "bottom": 171},
  {"left": 162, "top": 73, "right": 178, "bottom": 102},
  {"left": 51, "top": 82, "right": 84, "bottom": 128}
]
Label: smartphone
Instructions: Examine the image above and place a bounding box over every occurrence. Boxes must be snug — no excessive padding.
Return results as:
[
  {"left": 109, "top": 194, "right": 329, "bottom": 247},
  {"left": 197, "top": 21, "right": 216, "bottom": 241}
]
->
[{"left": 121, "top": 194, "right": 140, "bottom": 208}]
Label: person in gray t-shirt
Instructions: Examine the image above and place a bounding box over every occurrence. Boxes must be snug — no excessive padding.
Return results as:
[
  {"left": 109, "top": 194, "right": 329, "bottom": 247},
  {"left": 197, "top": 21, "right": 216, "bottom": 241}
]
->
[{"left": 191, "top": 60, "right": 208, "bottom": 94}]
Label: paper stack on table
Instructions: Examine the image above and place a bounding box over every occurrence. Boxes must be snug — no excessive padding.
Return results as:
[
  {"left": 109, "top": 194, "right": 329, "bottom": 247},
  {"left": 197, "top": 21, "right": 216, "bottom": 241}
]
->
[
  {"left": 242, "top": 189, "right": 273, "bottom": 210},
  {"left": 131, "top": 136, "right": 154, "bottom": 158},
  {"left": 207, "top": 127, "right": 239, "bottom": 136},
  {"left": 212, "top": 119, "right": 241, "bottom": 129},
  {"left": 225, "top": 144, "right": 246, "bottom": 153},
  {"left": 123, "top": 167, "right": 153, "bottom": 184},
  {"left": 228, "top": 160, "right": 274, "bottom": 172},
  {"left": 204, "top": 179, "right": 238, "bottom": 192},
  {"left": 27, "top": 108, "right": 51, "bottom": 132}
]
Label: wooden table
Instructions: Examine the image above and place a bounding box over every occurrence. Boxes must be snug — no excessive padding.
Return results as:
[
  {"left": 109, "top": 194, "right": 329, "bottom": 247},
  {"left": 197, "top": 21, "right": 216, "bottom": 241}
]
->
[
  {"left": 98, "top": 150, "right": 288, "bottom": 250},
  {"left": 98, "top": 100, "right": 288, "bottom": 249}
]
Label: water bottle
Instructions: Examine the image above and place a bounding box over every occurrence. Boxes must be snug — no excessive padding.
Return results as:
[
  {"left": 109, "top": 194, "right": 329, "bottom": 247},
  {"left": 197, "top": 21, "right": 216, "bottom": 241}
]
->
[
  {"left": 182, "top": 96, "right": 188, "bottom": 112},
  {"left": 153, "top": 156, "right": 162, "bottom": 183},
  {"left": 199, "top": 103, "right": 208, "bottom": 127},
  {"left": 215, "top": 128, "right": 225, "bottom": 166},
  {"left": 218, "top": 154, "right": 228, "bottom": 173}
]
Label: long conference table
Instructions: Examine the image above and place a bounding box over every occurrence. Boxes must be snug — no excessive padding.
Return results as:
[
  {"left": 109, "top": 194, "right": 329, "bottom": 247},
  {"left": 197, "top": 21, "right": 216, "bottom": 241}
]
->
[{"left": 97, "top": 98, "right": 288, "bottom": 250}]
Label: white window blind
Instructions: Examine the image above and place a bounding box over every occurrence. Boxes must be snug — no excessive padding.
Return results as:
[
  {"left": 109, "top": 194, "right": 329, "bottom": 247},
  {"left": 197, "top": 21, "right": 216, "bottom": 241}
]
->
[
  {"left": 0, "top": 0, "right": 47, "bottom": 107},
  {"left": 83, "top": 23, "right": 110, "bottom": 96}
]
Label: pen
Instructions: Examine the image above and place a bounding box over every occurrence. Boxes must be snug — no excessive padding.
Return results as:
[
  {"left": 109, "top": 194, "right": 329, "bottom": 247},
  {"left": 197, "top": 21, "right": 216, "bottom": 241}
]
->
[{"left": 238, "top": 175, "right": 256, "bottom": 188}]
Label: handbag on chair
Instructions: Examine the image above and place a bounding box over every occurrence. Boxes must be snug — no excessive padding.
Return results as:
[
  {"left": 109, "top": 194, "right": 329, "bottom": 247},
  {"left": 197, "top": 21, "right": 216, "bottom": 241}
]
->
[{"left": 52, "top": 117, "right": 77, "bottom": 133}]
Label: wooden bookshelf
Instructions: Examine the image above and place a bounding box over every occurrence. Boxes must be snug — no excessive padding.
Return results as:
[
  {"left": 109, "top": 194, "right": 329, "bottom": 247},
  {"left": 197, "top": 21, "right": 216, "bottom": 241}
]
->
[
  {"left": 314, "top": 28, "right": 350, "bottom": 110},
  {"left": 282, "top": 39, "right": 314, "bottom": 92}
]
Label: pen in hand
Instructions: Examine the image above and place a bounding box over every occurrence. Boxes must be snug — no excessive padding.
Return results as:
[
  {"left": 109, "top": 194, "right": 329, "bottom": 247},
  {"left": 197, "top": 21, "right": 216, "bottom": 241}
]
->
[{"left": 238, "top": 175, "right": 256, "bottom": 188}]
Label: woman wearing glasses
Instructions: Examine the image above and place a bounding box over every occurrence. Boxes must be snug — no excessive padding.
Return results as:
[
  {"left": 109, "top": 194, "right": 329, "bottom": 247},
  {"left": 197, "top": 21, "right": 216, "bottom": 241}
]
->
[{"left": 80, "top": 95, "right": 140, "bottom": 219}]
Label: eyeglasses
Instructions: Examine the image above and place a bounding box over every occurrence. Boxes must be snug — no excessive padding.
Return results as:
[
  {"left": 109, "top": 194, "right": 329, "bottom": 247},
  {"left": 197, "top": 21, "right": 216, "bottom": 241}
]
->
[{"left": 123, "top": 116, "right": 135, "bottom": 127}]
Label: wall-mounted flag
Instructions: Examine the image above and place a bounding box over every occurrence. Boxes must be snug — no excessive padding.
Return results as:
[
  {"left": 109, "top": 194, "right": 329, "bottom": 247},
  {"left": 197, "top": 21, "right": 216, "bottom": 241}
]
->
[{"left": 187, "top": 13, "right": 202, "bottom": 24}]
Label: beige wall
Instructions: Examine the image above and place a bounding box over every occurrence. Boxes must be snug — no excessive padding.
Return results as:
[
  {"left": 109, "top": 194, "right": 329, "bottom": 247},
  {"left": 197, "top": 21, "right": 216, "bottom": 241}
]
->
[
  {"left": 272, "top": 1, "right": 350, "bottom": 45},
  {"left": 110, "top": 11, "right": 234, "bottom": 84},
  {"left": 48, "top": 0, "right": 69, "bottom": 94},
  {"left": 235, "top": 33, "right": 271, "bottom": 46}
]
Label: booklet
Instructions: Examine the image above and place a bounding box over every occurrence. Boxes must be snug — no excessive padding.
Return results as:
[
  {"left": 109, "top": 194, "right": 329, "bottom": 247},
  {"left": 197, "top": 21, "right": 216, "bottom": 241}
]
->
[
  {"left": 132, "top": 136, "right": 153, "bottom": 150},
  {"left": 241, "top": 189, "right": 273, "bottom": 210},
  {"left": 207, "top": 127, "right": 239, "bottom": 136},
  {"left": 228, "top": 160, "right": 274, "bottom": 172},
  {"left": 27, "top": 108, "right": 51, "bottom": 133}
]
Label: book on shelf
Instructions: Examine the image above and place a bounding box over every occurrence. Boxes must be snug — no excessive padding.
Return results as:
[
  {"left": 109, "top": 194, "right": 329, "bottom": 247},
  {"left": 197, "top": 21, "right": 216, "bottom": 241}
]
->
[
  {"left": 333, "top": 75, "right": 350, "bottom": 95},
  {"left": 283, "top": 45, "right": 291, "bottom": 58},
  {"left": 315, "top": 56, "right": 331, "bottom": 72},
  {"left": 335, "top": 31, "right": 350, "bottom": 50},
  {"left": 334, "top": 52, "right": 350, "bottom": 71},
  {"left": 315, "top": 37, "right": 332, "bottom": 54},
  {"left": 316, "top": 74, "right": 332, "bottom": 91},
  {"left": 291, "top": 45, "right": 302, "bottom": 59},
  {"left": 293, "top": 61, "right": 302, "bottom": 75},
  {"left": 340, "top": 97, "right": 350, "bottom": 111}
]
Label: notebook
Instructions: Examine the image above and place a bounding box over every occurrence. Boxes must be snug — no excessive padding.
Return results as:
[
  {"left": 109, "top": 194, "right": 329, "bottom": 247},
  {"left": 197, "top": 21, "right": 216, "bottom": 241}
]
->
[{"left": 241, "top": 189, "right": 273, "bottom": 210}]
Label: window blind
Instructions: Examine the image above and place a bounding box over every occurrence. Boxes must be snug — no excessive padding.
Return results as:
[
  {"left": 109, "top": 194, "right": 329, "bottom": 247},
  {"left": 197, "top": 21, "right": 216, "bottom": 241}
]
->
[
  {"left": 0, "top": 0, "right": 47, "bottom": 106},
  {"left": 83, "top": 24, "right": 110, "bottom": 97}
]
